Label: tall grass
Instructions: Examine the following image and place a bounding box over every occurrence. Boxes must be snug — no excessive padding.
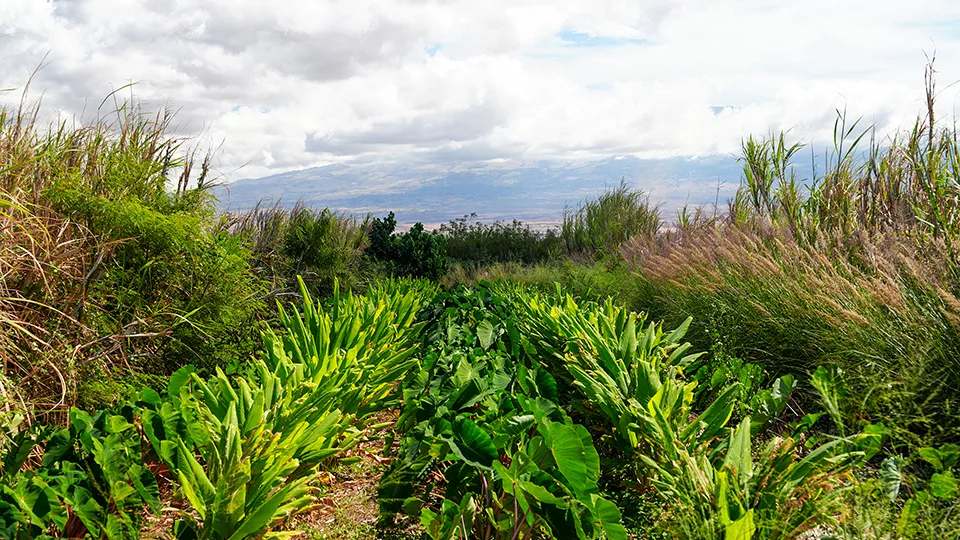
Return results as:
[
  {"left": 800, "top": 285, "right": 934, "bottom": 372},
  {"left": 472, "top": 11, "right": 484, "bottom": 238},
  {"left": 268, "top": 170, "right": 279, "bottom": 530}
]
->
[
  {"left": 729, "top": 60, "right": 960, "bottom": 245},
  {"left": 0, "top": 193, "right": 91, "bottom": 418},
  {"left": 622, "top": 59, "right": 960, "bottom": 449},
  {"left": 223, "top": 200, "right": 370, "bottom": 296},
  {"left": 0, "top": 90, "right": 258, "bottom": 417},
  {"left": 562, "top": 178, "right": 661, "bottom": 258},
  {"left": 624, "top": 224, "right": 960, "bottom": 447}
]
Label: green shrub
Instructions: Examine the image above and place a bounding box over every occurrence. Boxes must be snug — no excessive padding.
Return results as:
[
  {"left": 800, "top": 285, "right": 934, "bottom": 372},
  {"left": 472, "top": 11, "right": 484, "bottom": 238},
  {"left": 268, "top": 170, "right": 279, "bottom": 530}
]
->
[
  {"left": 0, "top": 98, "right": 255, "bottom": 409},
  {"left": 367, "top": 213, "right": 448, "bottom": 280},
  {"left": 49, "top": 189, "right": 262, "bottom": 377},
  {"left": 438, "top": 213, "right": 563, "bottom": 265},
  {"left": 442, "top": 260, "right": 643, "bottom": 309}
]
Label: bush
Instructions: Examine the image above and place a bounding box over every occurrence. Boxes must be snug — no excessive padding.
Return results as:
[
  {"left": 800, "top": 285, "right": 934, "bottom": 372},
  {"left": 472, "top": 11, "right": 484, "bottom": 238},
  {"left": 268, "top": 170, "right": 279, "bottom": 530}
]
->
[
  {"left": 49, "top": 188, "right": 262, "bottom": 375},
  {"left": 366, "top": 213, "right": 448, "bottom": 280},
  {"left": 0, "top": 97, "right": 264, "bottom": 411},
  {"left": 438, "top": 213, "right": 563, "bottom": 265}
]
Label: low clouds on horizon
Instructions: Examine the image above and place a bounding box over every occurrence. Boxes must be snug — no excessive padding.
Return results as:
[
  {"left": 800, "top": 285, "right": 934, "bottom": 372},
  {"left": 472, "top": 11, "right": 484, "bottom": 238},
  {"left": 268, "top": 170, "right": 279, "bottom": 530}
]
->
[{"left": 2, "top": 0, "right": 960, "bottom": 180}]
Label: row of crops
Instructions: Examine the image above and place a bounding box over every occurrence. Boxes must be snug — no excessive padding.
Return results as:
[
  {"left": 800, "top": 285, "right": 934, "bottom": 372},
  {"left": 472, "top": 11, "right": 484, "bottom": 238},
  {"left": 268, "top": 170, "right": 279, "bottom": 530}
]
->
[{"left": 0, "top": 279, "right": 949, "bottom": 538}]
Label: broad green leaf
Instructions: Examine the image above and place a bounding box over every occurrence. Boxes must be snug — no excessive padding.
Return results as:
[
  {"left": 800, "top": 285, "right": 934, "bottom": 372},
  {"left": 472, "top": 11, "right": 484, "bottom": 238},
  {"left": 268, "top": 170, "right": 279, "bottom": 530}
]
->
[
  {"left": 449, "top": 418, "right": 498, "bottom": 468},
  {"left": 725, "top": 509, "right": 756, "bottom": 540},
  {"left": 666, "top": 316, "right": 692, "bottom": 344},
  {"left": 941, "top": 444, "right": 960, "bottom": 470},
  {"left": 880, "top": 457, "right": 901, "bottom": 503},
  {"left": 590, "top": 495, "right": 628, "bottom": 540},
  {"left": 535, "top": 369, "right": 559, "bottom": 404},
  {"left": 130, "top": 465, "right": 162, "bottom": 514},
  {"left": 724, "top": 418, "right": 753, "bottom": 488},
  {"left": 503, "top": 415, "right": 536, "bottom": 437},
  {"left": 544, "top": 423, "right": 599, "bottom": 496},
  {"left": 477, "top": 319, "right": 496, "bottom": 350},
  {"left": 918, "top": 447, "right": 944, "bottom": 472},
  {"left": 168, "top": 365, "right": 196, "bottom": 398},
  {"left": 682, "top": 385, "right": 737, "bottom": 444},
  {"left": 930, "top": 471, "right": 959, "bottom": 499},
  {"left": 226, "top": 485, "right": 299, "bottom": 540},
  {"left": 856, "top": 423, "right": 888, "bottom": 460}
]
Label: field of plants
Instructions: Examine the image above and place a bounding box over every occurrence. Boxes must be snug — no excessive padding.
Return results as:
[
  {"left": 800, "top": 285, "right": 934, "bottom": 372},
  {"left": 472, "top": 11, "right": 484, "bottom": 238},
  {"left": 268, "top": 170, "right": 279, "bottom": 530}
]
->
[{"left": 2, "top": 65, "right": 960, "bottom": 539}]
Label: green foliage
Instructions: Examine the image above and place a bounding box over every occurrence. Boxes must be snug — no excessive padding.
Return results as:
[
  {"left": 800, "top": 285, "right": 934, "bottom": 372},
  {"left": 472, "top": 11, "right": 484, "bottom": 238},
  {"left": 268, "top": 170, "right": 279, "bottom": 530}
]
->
[
  {"left": 367, "top": 213, "right": 448, "bottom": 280},
  {"left": 281, "top": 205, "right": 369, "bottom": 295},
  {"left": 512, "top": 287, "right": 871, "bottom": 537},
  {"left": 0, "top": 97, "right": 263, "bottom": 411},
  {"left": 0, "top": 277, "right": 431, "bottom": 539},
  {"left": 0, "top": 407, "right": 162, "bottom": 539},
  {"left": 438, "top": 214, "right": 563, "bottom": 265},
  {"left": 561, "top": 179, "right": 661, "bottom": 259},
  {"left": 8, "top": 65, "right": 960, "bottom": 538},
  {"left": 895, "top": 444, "right": 960, "bottom": 537},
  {"left": 838, "top": 443, "right": 960, "bottom": 539},
  {"left": 379, "top": 284, "right": 626, "bottom": 538},
  {"left": 49, "top": 188, "right": 262, "bottom": 375},
  {"left": 146, "top": 278, "right": 430, "bottom": 538},
  {"left": 367, "top": 211, "right": 399, "bottom": 262}
]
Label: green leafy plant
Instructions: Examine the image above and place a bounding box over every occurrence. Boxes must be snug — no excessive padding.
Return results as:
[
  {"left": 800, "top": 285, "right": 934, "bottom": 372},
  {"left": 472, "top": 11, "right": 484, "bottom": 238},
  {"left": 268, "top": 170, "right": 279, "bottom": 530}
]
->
[
  {"left": 367, "top": 214, "right": 448, "bottom": 280},
  {"left": 136, "top": 277, "right": 431, "bottom": 538},
  {"left": 379, "top": 284, "right": 626, "bottom": 539},
  {"left": 0, "top": 407, "right": 161, "bottom": 539},
  {"left": 513, "top": 287, "right": 873, "bottom": 537},
  {"left": 896, "top": 444, "right": 960, "bottom": 537}
]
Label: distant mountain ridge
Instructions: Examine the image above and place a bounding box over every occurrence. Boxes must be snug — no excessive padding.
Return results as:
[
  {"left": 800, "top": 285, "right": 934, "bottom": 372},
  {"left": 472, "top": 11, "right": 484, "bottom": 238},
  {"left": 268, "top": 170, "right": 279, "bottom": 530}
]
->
[{"left": 213, "top": 155, "right": 744, "bottom": 226}]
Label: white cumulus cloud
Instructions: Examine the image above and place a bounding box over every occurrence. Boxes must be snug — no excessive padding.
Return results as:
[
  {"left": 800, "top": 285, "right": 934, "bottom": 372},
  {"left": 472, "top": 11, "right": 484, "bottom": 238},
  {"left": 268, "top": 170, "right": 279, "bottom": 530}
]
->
[{"left": 1, "top": 0, "right": 959, "bottom": 180}]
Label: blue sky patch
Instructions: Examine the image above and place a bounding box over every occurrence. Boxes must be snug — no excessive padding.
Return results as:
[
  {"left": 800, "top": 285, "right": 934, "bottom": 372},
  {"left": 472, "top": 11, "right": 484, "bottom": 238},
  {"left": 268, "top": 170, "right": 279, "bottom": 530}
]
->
[{"left": 557, "top": 29, "right": 649, "bottom": 47}]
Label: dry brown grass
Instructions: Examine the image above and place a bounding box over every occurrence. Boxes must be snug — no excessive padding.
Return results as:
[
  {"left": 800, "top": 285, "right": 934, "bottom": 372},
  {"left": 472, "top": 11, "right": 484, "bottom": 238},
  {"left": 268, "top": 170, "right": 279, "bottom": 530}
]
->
[
  {"left": 0, "top": 190, "right": 95, "bottom": 421},
  {"left": 0, "top": 89, "right": 213, "bottom": 423}
]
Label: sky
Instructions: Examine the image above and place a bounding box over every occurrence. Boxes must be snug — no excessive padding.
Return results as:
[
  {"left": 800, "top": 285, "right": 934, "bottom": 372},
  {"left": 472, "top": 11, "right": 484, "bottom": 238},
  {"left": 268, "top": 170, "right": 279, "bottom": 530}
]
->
[{"left": 2, "top": 0, "right": 960, "bottom": 182}]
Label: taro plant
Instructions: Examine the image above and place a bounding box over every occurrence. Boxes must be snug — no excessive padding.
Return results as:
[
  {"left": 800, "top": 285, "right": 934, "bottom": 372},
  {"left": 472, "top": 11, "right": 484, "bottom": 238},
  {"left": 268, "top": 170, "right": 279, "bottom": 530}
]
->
[
  {"left": 379, "top": 353, "right": 626, "bottom": 540},
  {"left": 895, "top": 443, "right": 960, "bottom": 537},
  {"left": 0, "top": 407, "right": 162, "bottom": 539},
  {"left": 379, "top": 285, "right": 626, "bottom": 539}
]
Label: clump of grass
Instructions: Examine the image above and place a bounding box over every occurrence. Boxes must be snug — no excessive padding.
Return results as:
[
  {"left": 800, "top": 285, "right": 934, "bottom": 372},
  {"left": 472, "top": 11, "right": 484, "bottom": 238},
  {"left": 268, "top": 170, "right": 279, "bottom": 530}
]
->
[
  {"left": 620, "top": 59, "right": 960, "bottom": 450},
  {"left": 0, "top": 191, "right": 92, "bottom": 422},
  {"left": 625, "top": 224, "right": 960, "bottom": 447},
  {"left": 223, "top": 199, "right": 374, "bottom": 301},
  {"left": 562, "top": 178, "right": 661, "bottom": 258},
  {"left": 0, "top": 88, "right": 263, "bottom": 414}
]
